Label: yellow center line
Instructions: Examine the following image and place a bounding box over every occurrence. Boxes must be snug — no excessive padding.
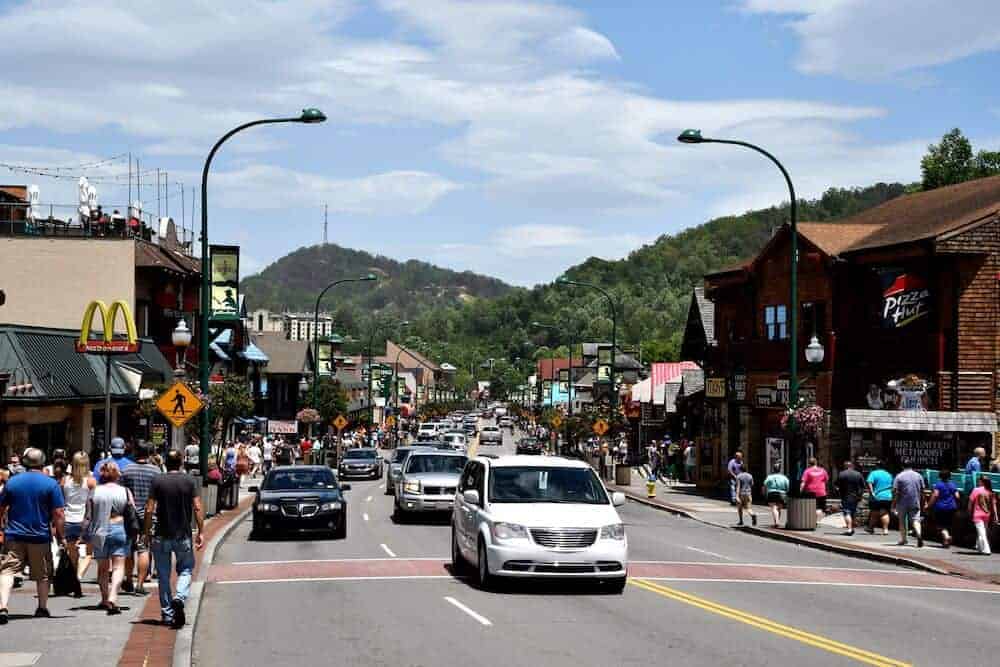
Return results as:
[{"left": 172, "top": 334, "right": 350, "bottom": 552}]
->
[{"left": 630, "top": 578, "right": 911, "bottom": 667}]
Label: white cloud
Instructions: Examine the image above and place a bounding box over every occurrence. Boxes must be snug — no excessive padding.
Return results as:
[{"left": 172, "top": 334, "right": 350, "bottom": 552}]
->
[{"left": 742, "top": 0, "right": 1000, "bottom": 79}]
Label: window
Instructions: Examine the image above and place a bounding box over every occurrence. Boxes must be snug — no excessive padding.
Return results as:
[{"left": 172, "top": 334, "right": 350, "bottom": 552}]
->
[{"left": 764, "top": 305, "right": 788, "bottom": 340}]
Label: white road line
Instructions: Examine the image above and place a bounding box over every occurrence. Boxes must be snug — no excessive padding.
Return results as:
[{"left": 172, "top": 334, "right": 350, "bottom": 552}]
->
[
  {"left": 444, "top": 596, "right": 493, "bottom": 626},
  {"left": 640, "top": 577, "right": 1000, "bottom": 594},
  {"left": 685, "top": 546, "right": 733, "bottom": 561},
  {"left": 231, "top": 557, "right": 447, "bottom": 565},
  {"left": 216, "top": 575, "right": 461, "bottom": 585},
  {"left": 366, "top": 496, "right": 373, "bottom": 502},
  {"left": 363, "top": 513, "right": 370, "bottom": 521},
  {"left": 629, "top": 561, "right": 909, "bottom": 573},
  {"left": 380, "top": 543, "right": 397, "bottom": 558}
]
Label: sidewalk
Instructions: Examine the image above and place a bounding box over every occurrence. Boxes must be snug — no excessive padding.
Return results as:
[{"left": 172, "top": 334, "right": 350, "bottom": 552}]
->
[
  {"left": 609, "top": 467, "right": 1000, "bottom": 584},
  {"left": 0, "top": 484, "right": 253, "bottom": 667}
]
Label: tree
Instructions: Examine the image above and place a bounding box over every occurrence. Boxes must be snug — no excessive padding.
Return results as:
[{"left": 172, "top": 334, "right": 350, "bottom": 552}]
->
[
  {"left": 921, "top": 128, "right": 974, "bottom": 190},
  {"left": 209, "top": 376, "right": 254, "bottom": 453},
  {"left": 305, "top": 377, "right": 349, "bottom": 426},
  {"left": 974, "top": 150, "right": 1000, "bottom": 178}
]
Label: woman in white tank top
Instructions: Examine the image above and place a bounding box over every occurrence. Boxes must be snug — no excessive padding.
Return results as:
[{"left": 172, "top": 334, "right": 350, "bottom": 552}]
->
[{"left": 63, "top": 452, "right": 96, "bottom": 585}]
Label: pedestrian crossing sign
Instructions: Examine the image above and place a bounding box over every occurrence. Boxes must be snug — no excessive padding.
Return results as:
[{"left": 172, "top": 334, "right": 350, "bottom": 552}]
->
[
  {"left": 156, "top": 381, "right": 204, "bottom": 429},
  {"left": 385, "top": 415, "right": 396, "bottom": 428},
  {"left": 333, "top": 415, "right": 349, "bottom": 431},
  {"left": 551, "top": 415, "right": 563, "bottom": 429},
  {"left": 592, "top": 419, "right": 609, "bottom": 436}
]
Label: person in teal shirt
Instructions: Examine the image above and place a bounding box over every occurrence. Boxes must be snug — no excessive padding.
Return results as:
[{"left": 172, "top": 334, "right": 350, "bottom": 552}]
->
[
  {"left": 763, "top": 463, "right": 790, "bottom": 528},
  {"left": 866, "top": 462, "right": 894, "bottom": 535}
]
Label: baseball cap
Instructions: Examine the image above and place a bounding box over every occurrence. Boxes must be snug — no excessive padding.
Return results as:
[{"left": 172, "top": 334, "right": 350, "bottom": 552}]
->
[{"left": 110, "top": 437, "right": 126, "bottom": 455}]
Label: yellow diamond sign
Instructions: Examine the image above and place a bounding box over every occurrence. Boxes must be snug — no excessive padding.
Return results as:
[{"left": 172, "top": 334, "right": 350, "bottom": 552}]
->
[
  {"left": 551, "top": 415, "right": 563, "bottom": 429},
  {"left": 592, "top": 418, "right": 609, "bottom": 436},
  {"left": 385, "top": 415, "right": 396, "bottom": 428},
  {"left": 156, "top": 382, "right": 204, "bottom": 429},
  {"left": 333, "top": 415, "right": 349, "bottom": 431}
]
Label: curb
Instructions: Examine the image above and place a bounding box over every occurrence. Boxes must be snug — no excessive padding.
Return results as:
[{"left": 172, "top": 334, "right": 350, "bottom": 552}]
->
[
  {"left": 617, "top": 488, "right": 954, "bottom": 577},
  {"left": 173, "top": 501, "right": 253, "bottom": 667}
]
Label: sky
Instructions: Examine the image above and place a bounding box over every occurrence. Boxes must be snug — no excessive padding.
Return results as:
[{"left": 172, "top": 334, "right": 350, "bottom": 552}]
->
[{"left": 2, "top": 0, "right": 999, "bottom": 286}]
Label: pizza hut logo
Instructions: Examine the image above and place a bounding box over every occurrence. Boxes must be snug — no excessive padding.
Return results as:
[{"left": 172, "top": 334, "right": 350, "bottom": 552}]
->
[{"left": 881, "top": 274, "right": 929, "bottom": 328}]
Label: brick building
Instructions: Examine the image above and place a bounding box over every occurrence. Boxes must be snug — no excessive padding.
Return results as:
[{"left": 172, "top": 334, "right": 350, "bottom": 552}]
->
[{"left": 697, "top": 175, "right": 1000, "bottom": 486}]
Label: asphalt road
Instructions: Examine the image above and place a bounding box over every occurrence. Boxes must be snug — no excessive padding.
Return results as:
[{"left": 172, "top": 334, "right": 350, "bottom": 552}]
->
[{"left": 193, "top": 420, "right": 1000, "bottom": 667}]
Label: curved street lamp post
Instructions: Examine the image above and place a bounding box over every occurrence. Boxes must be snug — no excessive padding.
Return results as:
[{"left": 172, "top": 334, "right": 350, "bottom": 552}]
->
[
  {"left": 199, "top": 108, "right": 326, "bottom": 477},
  {"left": 311, "top": 275, "right": 378, "bottom": 407}
]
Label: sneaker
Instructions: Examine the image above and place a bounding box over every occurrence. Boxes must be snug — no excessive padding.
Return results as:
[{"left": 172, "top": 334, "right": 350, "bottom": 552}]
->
[
  {"left": 106, "top": 604, "right": 121, "bottom": 616},
  {"left": 0, "top": 608, "right": 8, "bottom": 625},
  {"left": 896, "top": 540, "right": 908, "bottom": 546},
  {"left": 751, "top": 514, "right": 757, "bottom": 527},
  {"left": 170, "top": 598, "right": 186, "bottom": 629},
  {"left": 121, "top": 580, "right": 134, "bottom": 594},
  {"left": 33, "top": 608, "right": 51, "bottom": 618}
]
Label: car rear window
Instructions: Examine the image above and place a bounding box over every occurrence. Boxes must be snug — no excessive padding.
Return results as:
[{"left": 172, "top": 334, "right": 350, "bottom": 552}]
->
[{"left": 345, "top": 449, "right": 376, "bottom": 460}]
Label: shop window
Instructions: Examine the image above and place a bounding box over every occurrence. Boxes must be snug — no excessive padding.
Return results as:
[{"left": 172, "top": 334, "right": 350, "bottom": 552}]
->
[{"left": 764, "top": 305, "right": 788, "bottom": 340}]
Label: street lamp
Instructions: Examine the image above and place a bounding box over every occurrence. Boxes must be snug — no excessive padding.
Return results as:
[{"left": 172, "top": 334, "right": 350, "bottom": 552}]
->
[
  {"left": 171, "top": 319, "right": 192, "bottom": 376},
  {"left": 556, "top": 277, "right": 618, "bottom": 423},
  {"left": 199, "top": 108, "right": 326, "bottom": 477},
  {"left": 805, "top": 335, "right": 825, "bottom": 365},
  {"left": 312, "top": 274, "right": 378, "bottom": 406},
  {"left": 678, "top": 128, "right": 799, "bottom": 472}
]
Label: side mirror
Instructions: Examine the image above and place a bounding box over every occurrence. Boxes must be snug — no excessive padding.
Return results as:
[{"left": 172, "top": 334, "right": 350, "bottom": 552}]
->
[
  {"left": 340, "top": 483, "right": 352, "bottom": 492},
  {"left": 611, "top": 491, "right": 626, "bottom": 507},
  {"left": 462, "top": 489, "right": 481, "bottom": 506},
  {"left": 248, "top": 486, "right": 259, "bottom": 494}
]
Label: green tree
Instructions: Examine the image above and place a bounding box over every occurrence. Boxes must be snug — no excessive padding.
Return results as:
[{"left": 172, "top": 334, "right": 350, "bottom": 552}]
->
[
  {"left": 209, "top": 376, "right": 254, "bottom": 453},
  {"left": 974, "top": 150, "right": 1000, "bottom": 178},
  {"left": 921, "top": 128, "right": 974, "bottom": 190},
  {"left": 305, "top": 377, "right": 349, "bottom": 426}
]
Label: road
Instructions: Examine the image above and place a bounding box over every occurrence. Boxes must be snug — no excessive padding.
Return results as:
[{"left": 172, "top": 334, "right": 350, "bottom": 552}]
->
[{"left": 194, "top": 420, "right": 1000, "bottom": 666}]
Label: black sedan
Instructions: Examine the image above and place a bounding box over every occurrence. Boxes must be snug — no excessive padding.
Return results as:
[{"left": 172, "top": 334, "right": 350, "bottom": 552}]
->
[
  {"left": 338, "top": 448, "right": 383, "bottom": 479},
  {"left": 516, "top": 437, "right": 544, "bottom": 455},
  {"left": 250, "top": 466, "right": 350, "bottom": 539}
]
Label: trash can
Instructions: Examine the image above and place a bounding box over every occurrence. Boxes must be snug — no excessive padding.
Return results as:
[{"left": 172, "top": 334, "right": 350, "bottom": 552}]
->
[
  {"left": 786, "top": 496, "right": 817, "bottom": 530},
  {"left": 615, "top": 464, "right": 632, "bottom": 486}
]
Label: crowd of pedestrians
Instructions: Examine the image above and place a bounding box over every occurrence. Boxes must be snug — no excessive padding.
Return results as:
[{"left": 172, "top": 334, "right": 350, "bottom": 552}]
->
[{"left": 0, "top": 440, "right": 203, "bottom": 627}]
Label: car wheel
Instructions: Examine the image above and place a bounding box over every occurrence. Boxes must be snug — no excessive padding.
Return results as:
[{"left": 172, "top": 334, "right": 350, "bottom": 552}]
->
[
  {"left": 334, "top": 514, "right": 347, "bottom": 540},
  {"left": 451, "top": 527, "right": 468, "bottom": 575},
  {"left": 476, "top": 537, "right": 494, "bottom": 591},
  {"left": 604, "top": 577, "right": 627, "bottom": 595}
]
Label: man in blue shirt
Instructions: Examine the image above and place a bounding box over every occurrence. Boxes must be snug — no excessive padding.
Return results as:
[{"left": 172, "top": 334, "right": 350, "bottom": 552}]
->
[
  {"left": 965, "top": 447, "right": 986, "bottom": 475},
  {"left": 93, "top": 437, "right": 135, "bottom": 478},
  {"left": 0, "top": 448, "right": 65, "bottom": 623}
]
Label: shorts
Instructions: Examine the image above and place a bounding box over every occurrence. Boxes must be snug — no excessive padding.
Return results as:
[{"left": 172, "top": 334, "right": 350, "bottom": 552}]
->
[
  {"left": 898, "top": 506, "right": 922, "bottom": 525},
  {"left": 841, "top": 499, "right": 859, "bottom": 517},
  {"left": 814, "top": 496, "right": 827, "bottom": 510},
  {"left": 0, "top": 540, "right": 54, "bottom": 581},
  {"left": 766, "top": 492, "right": 785, "bottom": 506},
  {"left": 738, "top": 495, "right": 753, "bottom": 511},
  {"left": 869, "top": 499, "right": 891, "bottom": 512},
  {"left": 65, "top": 522, "right": 84, "bottom": 541},
  {"left": 93, "top": 524, "right": 131, "bottom": 559}
]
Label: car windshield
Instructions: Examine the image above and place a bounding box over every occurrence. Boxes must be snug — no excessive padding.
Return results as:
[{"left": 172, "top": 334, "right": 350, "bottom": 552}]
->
[
  {"left": 488, "top": 466, "right": 608, "bottom": 505},
  {"left": 265, "top": 469, "right": 338, "bottom": 491},
  {"left": 392, "top": 449, "right": 412, "bottom": 464},
  {"left": 345, "top": 449, "right": 376, "bottom": 460},
  {"left": 405, "top": 455, "right": 467, "bottom": 475}
]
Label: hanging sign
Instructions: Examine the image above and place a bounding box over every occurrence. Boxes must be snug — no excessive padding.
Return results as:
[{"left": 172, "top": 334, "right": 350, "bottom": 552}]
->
[
  {"left": 705, "top": 377, "right": 726, "bottom": 398},
  {"left": 209, "top": 245, "right": 240, "bottom": 320}
]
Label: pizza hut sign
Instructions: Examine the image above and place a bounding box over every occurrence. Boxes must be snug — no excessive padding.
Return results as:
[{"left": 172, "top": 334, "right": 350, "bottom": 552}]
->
[{"left": 880, "top": 271, "right": 930, "bottom": 328}]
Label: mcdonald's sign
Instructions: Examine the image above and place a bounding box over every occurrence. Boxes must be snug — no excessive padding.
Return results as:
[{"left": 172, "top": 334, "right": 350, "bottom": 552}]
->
[{"left": 75, "top": 300, "right": 141, "bottom": 354}]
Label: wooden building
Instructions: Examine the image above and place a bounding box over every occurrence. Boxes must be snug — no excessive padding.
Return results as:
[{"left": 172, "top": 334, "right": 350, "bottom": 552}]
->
[{"left": 698, "top": 175, "right": 1000, "bottom": 484}]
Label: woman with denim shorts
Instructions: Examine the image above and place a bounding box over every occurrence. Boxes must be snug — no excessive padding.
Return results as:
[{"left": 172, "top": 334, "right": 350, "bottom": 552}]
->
[
  {"left": 63, "top": 452, "right": 97, "bottom": 586},
  {"left": 85, "top": 461, "right": 134, "bottom": 615}
]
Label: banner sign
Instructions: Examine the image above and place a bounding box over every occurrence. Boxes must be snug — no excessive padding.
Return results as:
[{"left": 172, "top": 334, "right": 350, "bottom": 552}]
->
[
  {"left": 209, "top": 245, "right": 240, "bottom": 320},
  {"left": 880, "top": 270, "right": 930, "bottom": 328},
  {"left": 268, "top": 420, "right": 298, "bottom": 434},
  {"left": 76, "top": 300, "right": 141, "bottom": 354},
  {"left": 317, "top": 341, "right": 334, "bottom": 376},
  {"left": 558, "top": 369, "right": 569, "bottom": 383},
  {"left": 705, "top": 377, "right": 726, "bottom": 398},
  {"left": 596, "top": 365, "right": 612, "bottom": 384},
  {"left": 731, "top": 371, "right": 747, "bottom": 402}
]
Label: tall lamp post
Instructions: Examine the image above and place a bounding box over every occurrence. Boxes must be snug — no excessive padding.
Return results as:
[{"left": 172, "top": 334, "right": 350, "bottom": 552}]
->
[
  {"left": 556, "top": 277, "right": 618, "bottom": 423},
  {"left": 389, "top": 321, "right": 411, "bottom": 442},
  {"left": 312, "top": 274, "right": 378, "bottom": 406},
  {"left": 199, "top": 108, "right": 326, "bottom": 477}
]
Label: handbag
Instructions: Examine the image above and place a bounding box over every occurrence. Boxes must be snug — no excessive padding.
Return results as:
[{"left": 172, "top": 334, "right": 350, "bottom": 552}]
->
[
  {"left": 53, "top": 547, "right": 82, "bottom": 597},
  {"left": 123, "top": 490, "right": 142, "bottom": 544}
]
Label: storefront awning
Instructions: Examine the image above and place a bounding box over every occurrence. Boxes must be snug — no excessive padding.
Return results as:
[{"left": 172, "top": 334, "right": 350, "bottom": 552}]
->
[{"left": 845, "top": 409, "right": 997, "bottom": 433}]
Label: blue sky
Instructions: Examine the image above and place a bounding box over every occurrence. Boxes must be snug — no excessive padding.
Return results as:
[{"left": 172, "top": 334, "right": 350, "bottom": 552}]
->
[{"left": 2, "top": 0, "right": 998, "bottom": 286}]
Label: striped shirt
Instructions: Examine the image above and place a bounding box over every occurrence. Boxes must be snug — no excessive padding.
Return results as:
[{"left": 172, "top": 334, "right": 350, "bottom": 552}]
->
[{"left": 121, "top": 463, "right": 161, "bottom": 518}]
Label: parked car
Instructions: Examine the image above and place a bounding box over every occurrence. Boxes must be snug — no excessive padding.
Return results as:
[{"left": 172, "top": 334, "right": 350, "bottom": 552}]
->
[
  {"left": 515, "top": 438, "right": 543, "bottom": 455},
  {"left": 452, "top": 456, "right": 627, "bottom": 592},
  {"left": 393, "top": 450, "right": 468, "bottom": 520},
  {"left": 338, "top": 448, "right": 383, "bottom": 480},
  {"left": 480, "top": 425, "right": 503, "bottom": 445},
  {"left": 250, "top": 466, "right": 350, "bottom": 539}
]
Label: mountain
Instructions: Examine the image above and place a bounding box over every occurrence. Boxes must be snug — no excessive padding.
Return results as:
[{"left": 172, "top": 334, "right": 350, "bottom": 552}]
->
[{"left": 241, "top": 243, "right": 515, "bottom": 333}]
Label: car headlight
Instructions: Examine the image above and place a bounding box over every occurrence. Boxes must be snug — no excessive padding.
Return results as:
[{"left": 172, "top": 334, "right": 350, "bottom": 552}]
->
[
  {"left": 492, "top": 522, "right": 529, "bottom": 541},
  {"left": 320, "top": 501, "right": 343, "bottom": 511},
  {"left": 403, "top": 480, "right": 422, "bottom": 494},
  {"left": 259, "top": 503, "right": 279, "bottom": 512},
  {"left": 600, "top": 523, "right": 626, "bottom": 540}
]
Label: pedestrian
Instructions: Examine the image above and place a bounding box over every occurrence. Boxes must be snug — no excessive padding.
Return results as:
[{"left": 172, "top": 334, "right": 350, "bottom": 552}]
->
[
  {"left": 248, "top": 439, "right": 262, "bottom": 478},
  {"left": 891, "top": 460, "right": 925, "bottom": 548},
  {"left": 300, "top": 436, "right": 313, "bottom": 464},
  {"left": 86, "top": 461, "right": 135, "bottom": 614},
  {"left": 121, "top": 442, "right": 160, "bottom": 595},
  {"left": 183, "top": 440, "right": 200, "bottom": 474},
  {"left": 235, "top": 443, "right": 250, "bottom": 484},
  {"left": 800, "top": 457, "right": 829, "bottom": 521},
  {"left": 0, "top": 448, "right": 66, "bottom": 623},
  {"left": 44, "top": 448, "right": 67, "bottom": 477},
  {"left": 6, "top": 454, "right": 24, "bottom": 476},
  {"left": 736, "top": 466, "right": 756, "bottom": 526},
  {"left": 968, "top": 476, "right": 998, "bottom": 555},
  {"left": 928, "top": 469, "right": 959, "bottom": 548},
  {"left": 684, "top": 441, "right": 697, "bottom": 483},
  {"left": 865, "top": 460, "right": 893, "bottom": 535},
  {"left": 727, "top": 451, "right": 744, "bottom": 504},
  {"left": 763, "top": 463, "right": 789, "bottom": 528},
  {"left": 836, "top": 460, "right": 865, "bottom": 536},
  {"left": 965, "top": 447, "right": 986, "bottom": 475},
  {"left": 63, "top": 451, "right": 96, "bottom": 585},
  {"left": 262, "top": 437, "right": 274, "bottom": 475},
  {"left": 93, "top": 437, "right": 134, "bottom": 477},
  {"left": 144, "top": 450, "right": 204, "bottom": 628},
  {"left": 223, "top": 442, "right": 237, "bottom": 473}
]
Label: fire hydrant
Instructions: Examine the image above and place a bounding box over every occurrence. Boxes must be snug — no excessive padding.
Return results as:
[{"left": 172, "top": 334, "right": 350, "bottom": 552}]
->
[{"left": 646, "top": 476, "right": 657, "bottom": 498}]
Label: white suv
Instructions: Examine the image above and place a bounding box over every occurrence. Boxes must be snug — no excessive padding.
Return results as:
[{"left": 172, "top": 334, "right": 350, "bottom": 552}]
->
[{"left": 452, "top": 456, "right": 627, "bottom": 592}]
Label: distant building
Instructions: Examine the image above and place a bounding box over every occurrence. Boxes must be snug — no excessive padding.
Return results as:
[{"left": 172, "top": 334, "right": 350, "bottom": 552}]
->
[
  {"left": 246, "top": 308, "right": 285, "bottom": 334},
  {"left": 284, "top": 313, "right": 334, "bottom": 342}
]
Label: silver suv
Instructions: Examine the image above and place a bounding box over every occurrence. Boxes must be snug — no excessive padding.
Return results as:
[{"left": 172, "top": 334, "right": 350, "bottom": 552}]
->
[
  {"left": 393, "top": 451, "right": 468, "bottom": 520},
  {"left": 479, "top": 425, "right": 503, "bottom": 445}
]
